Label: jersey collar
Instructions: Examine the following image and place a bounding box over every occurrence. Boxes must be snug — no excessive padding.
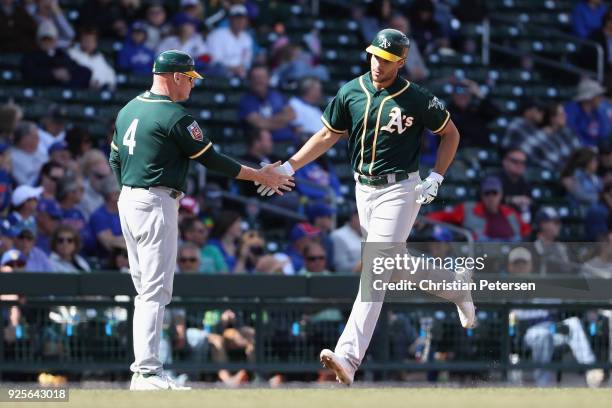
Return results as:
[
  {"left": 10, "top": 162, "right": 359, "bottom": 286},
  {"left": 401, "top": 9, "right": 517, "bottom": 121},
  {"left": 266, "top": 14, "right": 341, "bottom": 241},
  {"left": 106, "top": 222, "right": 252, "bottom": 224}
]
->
[
  {"left": 364, "top": 73, "right": 409, "bottom": 96},
  {"left": 141, "top": 91, "right": 172, "bottom": 101}
]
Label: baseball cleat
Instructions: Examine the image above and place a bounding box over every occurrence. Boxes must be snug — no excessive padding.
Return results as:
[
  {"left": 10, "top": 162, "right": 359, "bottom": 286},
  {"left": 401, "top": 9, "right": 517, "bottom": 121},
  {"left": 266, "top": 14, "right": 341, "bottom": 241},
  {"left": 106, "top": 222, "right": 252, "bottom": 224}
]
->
[
  {"left": 130, "top": 372, "right": 191, "bottom": 391},
  {"left": 320, "top": 349, "right": 355, "bottom": 386}
]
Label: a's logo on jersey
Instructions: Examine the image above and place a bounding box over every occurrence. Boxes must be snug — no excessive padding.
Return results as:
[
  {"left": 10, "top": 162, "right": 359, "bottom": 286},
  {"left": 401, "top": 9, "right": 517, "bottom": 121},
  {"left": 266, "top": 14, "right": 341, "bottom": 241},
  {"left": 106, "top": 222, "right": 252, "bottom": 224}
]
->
[
  {"left": 428, "top": 96, "right": 445, "bottom": 111},
  {"left": 378, "top": 35, "right": 391, "bottom": 49},
  {"left": 187, "top": 121, "right": 203, "bottom": 141},
  {"left": 380, "top": 106, "right": 414, "bottom": 134}
]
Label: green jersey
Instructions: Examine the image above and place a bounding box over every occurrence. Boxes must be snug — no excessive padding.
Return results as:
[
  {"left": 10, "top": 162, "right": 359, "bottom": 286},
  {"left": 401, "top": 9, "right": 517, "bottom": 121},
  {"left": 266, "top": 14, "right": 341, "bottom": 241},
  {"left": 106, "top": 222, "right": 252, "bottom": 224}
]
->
[
  {"left": 321, "top": 73, "right": 450, "bottom": 176},
  {"left": 110, "top": 91, "right": 215, "bottom": 192}
]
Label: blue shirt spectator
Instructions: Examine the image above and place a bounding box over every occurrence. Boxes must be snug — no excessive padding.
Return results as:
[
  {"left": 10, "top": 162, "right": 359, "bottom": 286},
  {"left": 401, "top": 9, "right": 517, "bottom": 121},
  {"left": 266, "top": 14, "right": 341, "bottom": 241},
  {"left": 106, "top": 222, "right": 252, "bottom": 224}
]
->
[
  {"left": 572, "top": 0, "right": 607, "bottom": 38},
  {"left": 238, "top": 65, "right": 297, "bottom": 143},
  {"left": 11, "top": 223, "right": 53, "bottom": 273},
  {"left": 36, "top": 198, "right": 62, "bottom": 255},
  {"left": 285, "top": 223, "right": 320, "bottom": 272},
  {"left": 118, "top": 21, "right": 155, "bottom": 75},
  {"left": 295, "top": 161, "right": 342, "bottom": 202},
  {"left": 89, "top": 176, "right": 123, "bottom": 259},
  {"left": 585, "top": 182, "right": 612, "bottom": 240},
  {"left": 564, "top": 78, "right": 609, "bottom": 147}
]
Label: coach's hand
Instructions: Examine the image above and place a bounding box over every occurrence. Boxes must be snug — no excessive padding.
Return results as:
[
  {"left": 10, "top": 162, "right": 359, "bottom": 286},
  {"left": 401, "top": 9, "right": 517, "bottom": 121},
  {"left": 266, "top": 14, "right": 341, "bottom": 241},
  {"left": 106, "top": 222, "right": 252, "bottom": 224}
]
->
[
  {"left": 256, "top": 161, "right": 295, "bottom": 196},
  {"left": 255, "top": 161, "right": 295, "bottom": 197},
  {"left": 415, "top": 172, "right": 444, "bottom": 205}
]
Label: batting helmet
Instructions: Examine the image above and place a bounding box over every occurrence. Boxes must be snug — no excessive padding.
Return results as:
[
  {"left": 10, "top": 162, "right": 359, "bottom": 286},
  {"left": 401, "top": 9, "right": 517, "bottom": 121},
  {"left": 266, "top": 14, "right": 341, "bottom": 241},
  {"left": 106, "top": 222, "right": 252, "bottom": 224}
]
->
[
  {"left": 365, "top": 28, "right": 410, "bottom": 62},
  {"left": 152, "top": 50, "right": 203, "bottom": 79}
]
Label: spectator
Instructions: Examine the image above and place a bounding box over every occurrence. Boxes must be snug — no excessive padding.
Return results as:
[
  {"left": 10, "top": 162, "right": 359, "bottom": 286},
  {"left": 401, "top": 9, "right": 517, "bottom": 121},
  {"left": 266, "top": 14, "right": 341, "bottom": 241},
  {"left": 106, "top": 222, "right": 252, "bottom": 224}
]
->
[
  {"left": 32, "top": 0, "right": 75, "bottom": 48},
  {"left": 505, "top": 246, "right": 533, "bottom": 275},
  {"left": 36, "top": 198, "right": 62, "bottom": 254},
  {"left": 12, "top": 223, "right": 53, "bottom": 272},
  {"left": 564, "top": 78, "right": 609, "bottom": 147},
  {"left": 285, "top": 222, "right": 320, "bottom": 272},
  {"left": 0, "top": 221, "right": 16, "bottom": 258},
  {"left": 271, "top": 38, "right": 329, "bottom": 85},
  {"left": 142, "top": 2, "right": 171, "bottom": 50},
  {"left": 78, "top": 0, "right": 128, "bottom": 40},
  {"left": 89, "top": 176, "right": 125, "bottom": 259},
  {"left": 497, "top": 148, "right": 532, "bottom": 218},
  {"left": 173, "top": 0, "right": 204, "bottom": 26},
  {"left": 581, "top": 231, "right": 612, "bottom": 277},
  {"left": 427, "top": 176, "right": 531, "bottom": 242},
  {"left": 240, "top": 127, "right": 276, "bottom": 170},
  {"left": 108, "top": 247, "right": 130, "bottom": 272},
  {"left": 56, "top": 176, "right": 94, "bottom": 252},
  {"left": 157, "top": 14, "right": 208, "bottom": 64},
  {"left": 289, "top": 77, "right": 325, "bottom": 137},
  {"left": 21, "top": 20, "right": 91, "bottom": 88},
  {"left": 1, "top": 248, "right": 26, "bottom": 272},
  {"left": 409, "top": 0, "right": 449, "bottom": 55},
  {"left": 561, "top": 148, "right": 602, "bottom": 206},
  {"left": 49, "top": 224, "right": 90, "bottom": 273},
  {"left": 521, "top": 102, "right": 584, "bottom": 171},
  {"left": 9, "top": 121, "right": 48, "bottom": 186},
  {"left": 0, "top": 0, "right": 38, "bottom": 52},
  {"left": 356, "top": 0, "right": 393, "bottom": 44},
  {"left": 299, "top": 241, "right": 331, "bottom": 274},
  {"left": 67, "top": 27, "right": 117, "bottom": 90},
  {"left": 238, "top": 65, "right": 297, "bottom": 143},
  {"left": 572, "top": 0, "right": 607, "bottom": 39},
  {"left": 208, "top": 210, "right": 244, "bottom": 273},
  {"left": 598, "top": 139, "right": 612, "bottom": 178},
  {"left": 37, "top": 105, "right": 67, "bottom": 151},
  {"left": 585, "top": 181, "right": 612, "bottom": 241},
  {"left": 79, "top": 149, "right": 112, "bottom": 218},
  {"left": 207, "top": 4, "right": 253, "bottom": 79},
  {"left": 331, "top": 205, "right": 362, "bottom": 273},
  {"left": 532, "top": 207, "right": 572, "bottom": 275},
  {"left": 446, "top": 79, "right": 500, "bottom": 147},
  {"left": 177, "top": 242, "right": 202, "bottom": 273},
  {"left": 64, "top": 126, "right": 94, "bottom": 159},
  {"left": 179, "top": 216, "right": 227, "bottom": 274},
  {"left": 235, "top": 229, "right": 270, "bottom": 274},
  {"left": 294, "top": 157, "right": 342, "bottom": 202},
  {"left": 37, "top": 161, "right": 65, "bottom": 201},
  {"left": 502, "top": 98, "right": 546, "bottom": 152},
  {"left": 0, "top": 102, "right": 23, "bottom": 143},
  {"left": 118, "top": 21, "right": 155, "bottom": 75},
  {"left": 0, "top": 144, "right": 12, "bottom": 215},
  {"left": 8, "top": 185, "right": 42, "bottom": 234},
  {"left": 578, "top": 10, "right": 612, "bottom": 76},
  {"left": 388, "top": 13, "right": 429, "bottom": 82},
  {"left": 306, "top": 203, "right": 335, "bottom": 271}
]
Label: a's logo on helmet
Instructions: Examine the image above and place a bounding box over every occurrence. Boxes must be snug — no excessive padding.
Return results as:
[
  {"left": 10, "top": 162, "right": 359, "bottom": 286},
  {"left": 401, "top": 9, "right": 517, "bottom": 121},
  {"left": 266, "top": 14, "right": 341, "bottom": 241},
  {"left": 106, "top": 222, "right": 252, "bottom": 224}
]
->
[{"left": 378, "top": 36, "right": 391, "bottom": 49}]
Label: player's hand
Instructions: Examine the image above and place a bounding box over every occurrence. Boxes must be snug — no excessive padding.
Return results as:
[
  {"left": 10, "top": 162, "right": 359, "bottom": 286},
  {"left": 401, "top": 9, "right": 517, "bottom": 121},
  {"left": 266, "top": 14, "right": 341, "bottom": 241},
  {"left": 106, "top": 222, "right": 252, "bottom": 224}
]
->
[
  {"left": 255, "top": 161, "right": 295, "bottom": 197},
  {"left": 415, "top": 172, "right": 444, "bottom": 205},
  {"left": 255, "top": 161, "right": 294, "bottom": 196}
]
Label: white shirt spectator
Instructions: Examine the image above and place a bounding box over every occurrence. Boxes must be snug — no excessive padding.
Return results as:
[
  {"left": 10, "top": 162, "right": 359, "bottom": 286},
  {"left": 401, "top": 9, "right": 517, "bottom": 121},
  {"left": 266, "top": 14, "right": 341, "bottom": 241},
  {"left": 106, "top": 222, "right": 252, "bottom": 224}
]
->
[
  {"left": 289, "top": 96, "right": 324, "bottom": 135},
  {"left": 330, "top": 224, "right": 362, "bottom": 273},
  {"left": 49, "top": 252, "right": 91, "bottom": 273},
  {"left": 207, "top": 26, "right": 253, "bottom": 71},
  {"left": 67, "top": 44, "right": 117, "bottom": 90},
  {"left": 157, "top": 34, "right": 208, "bottom": 59},
  {"left": 9, "top": 145, "right": 48, "bottom": 186},
  {"left": 38, "top": 128, "right": 65, "bottom": 151}
]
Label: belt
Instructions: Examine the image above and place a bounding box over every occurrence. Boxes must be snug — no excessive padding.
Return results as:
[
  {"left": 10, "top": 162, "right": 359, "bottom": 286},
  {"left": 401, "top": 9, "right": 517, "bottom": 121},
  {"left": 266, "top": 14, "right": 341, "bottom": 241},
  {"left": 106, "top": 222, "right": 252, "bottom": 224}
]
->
[
  {"left": 355, "top": 171, "right": 412, "bottom": 187},
  {"left": 124, "top": 185, "right": 183, "bottom": 199}
]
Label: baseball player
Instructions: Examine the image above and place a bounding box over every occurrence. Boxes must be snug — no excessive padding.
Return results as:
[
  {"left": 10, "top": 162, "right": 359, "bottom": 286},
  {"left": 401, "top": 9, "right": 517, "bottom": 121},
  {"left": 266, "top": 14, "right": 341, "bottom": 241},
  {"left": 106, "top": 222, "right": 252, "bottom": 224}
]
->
[
  {"left": 109, "top": 50, "right": 293, "bottom": 390},
  {"left": 257, "top": 29, "right": 476, "bottom": 385}
]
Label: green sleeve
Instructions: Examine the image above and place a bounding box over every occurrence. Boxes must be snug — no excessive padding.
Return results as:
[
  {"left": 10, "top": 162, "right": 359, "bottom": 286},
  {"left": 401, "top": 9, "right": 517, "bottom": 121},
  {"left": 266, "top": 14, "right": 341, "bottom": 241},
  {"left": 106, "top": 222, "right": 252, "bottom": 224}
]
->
[
  {"left": 170, "top": 115, "right": 242, "bottom": 178},
  {"left": 109, "top": 129, "right": 122, "bottom": 186},
  {"left": 422, "top": 91, "right": 451, "bottom": 134},
  {"left": 321, "top": 88, "right": 350, "bottom": 133}
]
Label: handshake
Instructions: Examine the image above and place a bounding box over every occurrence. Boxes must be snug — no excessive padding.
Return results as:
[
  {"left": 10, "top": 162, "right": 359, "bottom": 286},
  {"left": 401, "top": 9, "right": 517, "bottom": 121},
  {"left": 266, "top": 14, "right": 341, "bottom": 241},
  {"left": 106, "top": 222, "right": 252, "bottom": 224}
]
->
[{"left": 252, "top": 161, "right": 295, "bottom": 196}]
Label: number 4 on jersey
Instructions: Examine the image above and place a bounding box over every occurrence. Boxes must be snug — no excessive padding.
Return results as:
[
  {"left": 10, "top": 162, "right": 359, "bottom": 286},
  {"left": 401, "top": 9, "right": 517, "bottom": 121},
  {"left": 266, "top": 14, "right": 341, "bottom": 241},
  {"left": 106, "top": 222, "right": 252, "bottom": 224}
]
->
[{"left": 122, "top": 119, "right": 138, "bottom": 155}]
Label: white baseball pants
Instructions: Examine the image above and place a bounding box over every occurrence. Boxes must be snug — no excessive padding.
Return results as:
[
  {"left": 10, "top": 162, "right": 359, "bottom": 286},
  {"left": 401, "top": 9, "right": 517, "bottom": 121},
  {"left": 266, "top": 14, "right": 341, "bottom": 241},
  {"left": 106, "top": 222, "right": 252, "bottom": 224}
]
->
[
  {"left": 118, "top": 186, "right": 181, "bottom": 375},
  {"left": 334, "top": 174, "right": 421, "bottom": 369}
]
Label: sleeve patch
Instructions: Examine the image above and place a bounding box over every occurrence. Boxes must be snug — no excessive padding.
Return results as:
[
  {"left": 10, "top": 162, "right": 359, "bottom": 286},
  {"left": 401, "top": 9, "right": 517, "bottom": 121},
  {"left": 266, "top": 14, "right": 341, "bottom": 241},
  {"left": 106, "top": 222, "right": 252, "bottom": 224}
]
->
[
  {"left": 428, "top": 96, "right": 445, "bottom": 111},
  {"left": 187, "top": 120, "right": 204, "bottom": 141}
]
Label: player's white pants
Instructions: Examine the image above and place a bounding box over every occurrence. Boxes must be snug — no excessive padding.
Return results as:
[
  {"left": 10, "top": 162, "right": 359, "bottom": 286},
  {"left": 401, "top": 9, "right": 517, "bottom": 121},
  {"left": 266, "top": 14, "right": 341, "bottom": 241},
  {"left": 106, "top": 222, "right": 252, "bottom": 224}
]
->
[
  {"left": 334, "top": 173, "right": 421, "bottom": 369},
  {"left": 118, "top": 186, "right": 181, "bottom": 375}
]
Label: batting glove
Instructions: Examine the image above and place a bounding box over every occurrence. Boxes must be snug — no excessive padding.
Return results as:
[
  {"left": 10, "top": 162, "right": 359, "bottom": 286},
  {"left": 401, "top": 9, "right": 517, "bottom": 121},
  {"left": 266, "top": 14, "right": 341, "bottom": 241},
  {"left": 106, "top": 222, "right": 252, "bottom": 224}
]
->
[
  {"left": 415, "top": 172, "right": 444, "bottom": 204},
  {"left": 255, "top": 161, "right": 295, "bottom": 197}
]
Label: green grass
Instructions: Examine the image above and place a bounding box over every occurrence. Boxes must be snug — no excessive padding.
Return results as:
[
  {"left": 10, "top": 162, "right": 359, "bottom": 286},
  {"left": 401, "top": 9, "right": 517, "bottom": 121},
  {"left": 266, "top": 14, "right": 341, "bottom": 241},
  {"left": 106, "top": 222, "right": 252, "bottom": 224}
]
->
[{"left": 10, "top": 388, "right": 612, "bottom": 408}]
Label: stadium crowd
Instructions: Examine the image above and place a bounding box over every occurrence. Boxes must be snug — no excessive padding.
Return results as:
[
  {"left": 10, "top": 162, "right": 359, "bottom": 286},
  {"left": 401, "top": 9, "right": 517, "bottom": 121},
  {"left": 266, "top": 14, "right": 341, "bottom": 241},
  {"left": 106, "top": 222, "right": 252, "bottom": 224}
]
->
[{"left": 1, "top": 0, "right": 612, "bottom": 387}]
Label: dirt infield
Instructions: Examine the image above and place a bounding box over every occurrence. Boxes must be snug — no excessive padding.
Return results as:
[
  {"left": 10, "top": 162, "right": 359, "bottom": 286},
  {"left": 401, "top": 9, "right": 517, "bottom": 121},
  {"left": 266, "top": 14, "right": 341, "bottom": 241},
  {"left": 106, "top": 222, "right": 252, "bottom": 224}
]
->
[{"left": 6, "top": 387, "right": 612, "bottom": 408}]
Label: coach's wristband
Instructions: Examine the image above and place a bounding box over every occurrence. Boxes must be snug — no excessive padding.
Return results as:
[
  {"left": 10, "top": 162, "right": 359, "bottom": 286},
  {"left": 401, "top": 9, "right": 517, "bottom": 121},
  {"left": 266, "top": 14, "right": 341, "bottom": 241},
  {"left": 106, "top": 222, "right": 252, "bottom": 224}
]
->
[
  {"left": 281, "top": 161, "right": 295, "bottom": 176},
  {"left": 429, "top": 171, "right": 444, "bottom": 184}
]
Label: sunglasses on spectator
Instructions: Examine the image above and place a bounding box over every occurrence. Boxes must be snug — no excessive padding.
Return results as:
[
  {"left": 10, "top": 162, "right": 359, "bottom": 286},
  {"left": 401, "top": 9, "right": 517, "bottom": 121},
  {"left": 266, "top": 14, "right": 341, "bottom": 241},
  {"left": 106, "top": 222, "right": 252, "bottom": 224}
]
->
[
  {"left": 507, "top": 157, "right": 527, "bottom": 165},
  {"left": 306, "top": 256, "right": 326, "bottom": 262},
  {"left": 179, "top": 257, "right": 198, "bottom": 263},
  {"left": 57, "top": 236, "right": 75, "bottom": 244},
  {"left": 5, "top": 260, "right": 26, "bottom": 268},
  {"left": 483, "top": 190, "right": 500, "bottom": 196}
]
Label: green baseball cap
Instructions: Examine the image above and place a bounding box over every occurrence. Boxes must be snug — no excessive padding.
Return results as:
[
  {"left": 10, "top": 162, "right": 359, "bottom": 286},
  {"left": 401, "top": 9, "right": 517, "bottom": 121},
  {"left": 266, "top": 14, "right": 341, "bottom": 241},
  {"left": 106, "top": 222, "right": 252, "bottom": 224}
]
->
[
  {"left": 365, "top": 28, "right": 410, "bottom": 62},
  {"left": 152, "top": 49, "right": 203, "bottom": 79}
]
